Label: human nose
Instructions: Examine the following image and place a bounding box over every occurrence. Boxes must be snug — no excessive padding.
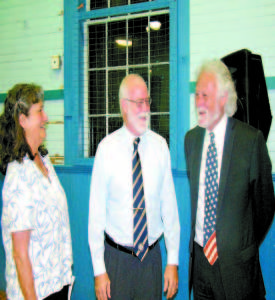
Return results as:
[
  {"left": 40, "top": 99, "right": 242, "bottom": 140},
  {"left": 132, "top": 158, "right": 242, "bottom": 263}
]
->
[
  {"left": 195, "top": 93, "right": 204, "bottom": 107},
  {"left": 43, "top": 110, "right": 48, "bottom": 122}
]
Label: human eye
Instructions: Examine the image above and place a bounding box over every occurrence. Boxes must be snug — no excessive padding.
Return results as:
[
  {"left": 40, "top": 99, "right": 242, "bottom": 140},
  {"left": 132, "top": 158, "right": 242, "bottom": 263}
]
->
[
  {"left": 136, "top": 99, "right": 144, "bottom": 104},
  {"left": 39, "top": 105, "right": 45, "bottom": 113}
]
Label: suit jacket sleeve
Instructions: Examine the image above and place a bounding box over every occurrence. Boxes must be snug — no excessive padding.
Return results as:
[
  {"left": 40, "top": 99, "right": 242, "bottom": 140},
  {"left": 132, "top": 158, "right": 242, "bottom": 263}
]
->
[{"left": 250, "top": 130, "right": 275, "bottom": 245}]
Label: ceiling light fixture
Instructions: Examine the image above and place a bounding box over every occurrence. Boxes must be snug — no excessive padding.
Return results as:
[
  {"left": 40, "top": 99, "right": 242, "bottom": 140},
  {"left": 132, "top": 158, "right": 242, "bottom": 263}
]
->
[
  {"left": 150, "top": 21, "right": 161, "bottom": 31},
  {"left": 115, "top": 39, "right": 132, "bottom": 47}
]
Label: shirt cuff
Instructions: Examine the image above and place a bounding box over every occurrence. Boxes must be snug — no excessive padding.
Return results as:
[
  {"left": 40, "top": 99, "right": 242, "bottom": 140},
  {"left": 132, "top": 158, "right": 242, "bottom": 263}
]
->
[
  {"left": 93, "top": 258, "right": 106, "bottom": 277},
  {"left": 167, "top": 248, "right": 179, "bottom": 266}
]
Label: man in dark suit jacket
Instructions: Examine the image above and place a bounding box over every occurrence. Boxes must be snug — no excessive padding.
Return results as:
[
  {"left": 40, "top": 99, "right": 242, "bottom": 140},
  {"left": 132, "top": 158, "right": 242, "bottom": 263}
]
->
[{"left": 185, "top": 60, "right": 275, "bottom": 300}]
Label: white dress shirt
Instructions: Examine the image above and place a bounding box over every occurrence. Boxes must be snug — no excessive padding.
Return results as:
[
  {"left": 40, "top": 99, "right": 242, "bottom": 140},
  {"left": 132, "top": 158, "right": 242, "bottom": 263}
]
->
[
  {"left": 88, "top": 126, "right": 180, "bottom": 276},
  {"left": 195, "top": 115, "right": 228, "bottom": 246}
]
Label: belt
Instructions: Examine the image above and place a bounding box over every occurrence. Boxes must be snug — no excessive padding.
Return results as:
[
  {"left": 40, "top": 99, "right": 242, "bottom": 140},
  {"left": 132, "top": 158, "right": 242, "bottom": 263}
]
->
[{"left": 105, "top": 234, "right": 158, "bottom": 257}]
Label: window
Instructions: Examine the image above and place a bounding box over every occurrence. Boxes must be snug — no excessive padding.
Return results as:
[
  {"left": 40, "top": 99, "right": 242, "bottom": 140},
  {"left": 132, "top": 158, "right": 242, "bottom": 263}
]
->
[
  {"left": 65, "top": 0, "right": 184, "bottom": 166},
  {"left": 84, "top": 10, "right": 170, "bottom": 157},
  {"left": 88, "top": 0, "right": 153, "bottom": 10}
]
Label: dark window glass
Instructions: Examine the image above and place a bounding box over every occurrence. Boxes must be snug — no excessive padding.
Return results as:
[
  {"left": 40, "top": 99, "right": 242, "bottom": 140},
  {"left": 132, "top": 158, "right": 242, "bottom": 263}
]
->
[
  {"left": 90, "top": 0, "right": 107, "bottom": 10},
  {"left": 89, "top": 117, "right": 106, "bottom": 156},
  {"left": 108, "top": 70, "right": 126, "bottom": 114},
  {"left": 150, "top": 114, "right": 169, "bottom": 146},
  {"left": 150, "top": 14, "right": 169, "bottom": 63},
  {"left": 108, "top": 21, "right": 127, "bottom": 67},
  {"left": 108, "top": 117, "right": 123, "bottom": 134},
  {"left": 129, "top": 17, "right": 149, "bottom": 65},
  {"left": 131, "top": 0, "right": 150, "bottom": 3},
  {"left": 150, "top": 64, "right": 169, "bottom": 113},
  {"left": 111, "top": 0, "right": 128, "bottom": 7},
  {"left": 90, "top": 0, "right": 153, "bottom": 10},
  {"left": 89, "top": 71, "right": 106, "bottom": 115},
  {"left": 89, "top": 24, "right": 106, "bottom": 69}
]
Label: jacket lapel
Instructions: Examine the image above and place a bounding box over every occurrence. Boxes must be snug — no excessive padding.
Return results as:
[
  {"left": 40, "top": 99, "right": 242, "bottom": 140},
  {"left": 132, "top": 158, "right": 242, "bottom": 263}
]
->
[
  {"left": 191, "top": 127, "right": 205, "bottom": 224},
  {"left": 218, "top": 117, "right": 236, "bottom": 209}
]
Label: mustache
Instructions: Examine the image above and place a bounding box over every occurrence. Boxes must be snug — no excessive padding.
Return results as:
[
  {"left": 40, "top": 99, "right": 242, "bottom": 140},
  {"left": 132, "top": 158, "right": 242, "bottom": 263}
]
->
[{"left": 137, "top": 112, "right": 150, "bottom": 119}]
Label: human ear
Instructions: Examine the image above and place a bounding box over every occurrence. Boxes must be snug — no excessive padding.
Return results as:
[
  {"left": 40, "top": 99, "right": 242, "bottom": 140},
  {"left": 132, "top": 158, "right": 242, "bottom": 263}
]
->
[
  {"left": 18, "top": 113, "right": 28, "bottom": 129},
  {"left": 221, "top": 91, "right": 228, "bottom": 106},
  {"left": 121, "top": 98, "right": 128, "bottom": 114}
]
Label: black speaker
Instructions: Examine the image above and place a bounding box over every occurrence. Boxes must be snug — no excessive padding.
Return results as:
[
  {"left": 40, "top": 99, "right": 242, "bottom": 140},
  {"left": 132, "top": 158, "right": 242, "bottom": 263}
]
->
[{"left": 221, "top": 49, "right": 272, "bottom": 141}]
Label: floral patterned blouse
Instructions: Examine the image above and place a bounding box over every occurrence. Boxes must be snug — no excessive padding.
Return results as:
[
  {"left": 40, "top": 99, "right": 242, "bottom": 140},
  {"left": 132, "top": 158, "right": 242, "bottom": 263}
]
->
[{"left": 1, "top": 154, "right": 73, "bottom": 299}]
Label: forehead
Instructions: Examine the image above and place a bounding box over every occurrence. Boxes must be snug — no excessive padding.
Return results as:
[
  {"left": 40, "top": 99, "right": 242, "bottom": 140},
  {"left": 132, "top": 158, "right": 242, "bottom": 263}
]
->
[
  {"left": 196, "top": 72, "right": 217, "bottom": 93},
  {"left": 29, "top": 101, "right": 43, "bottom": 111},
  {"left": 126, "top": 79, "right": 148, "bottom": 99}
]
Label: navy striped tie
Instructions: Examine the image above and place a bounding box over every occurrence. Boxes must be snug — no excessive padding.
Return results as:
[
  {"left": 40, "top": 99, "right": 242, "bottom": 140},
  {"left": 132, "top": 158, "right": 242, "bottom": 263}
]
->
[{"left": 133, "top": 137, "right": 149, "bottom": 261}]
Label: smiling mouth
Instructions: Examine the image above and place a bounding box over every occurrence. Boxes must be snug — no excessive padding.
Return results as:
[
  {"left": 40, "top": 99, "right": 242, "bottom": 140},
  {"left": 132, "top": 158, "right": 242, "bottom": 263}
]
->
[
  {"left": 138, "top": 113, "right": 149, "bottom": 120},
  {"left": 198, "top": 110, "right": 207, "bottom": 116}
]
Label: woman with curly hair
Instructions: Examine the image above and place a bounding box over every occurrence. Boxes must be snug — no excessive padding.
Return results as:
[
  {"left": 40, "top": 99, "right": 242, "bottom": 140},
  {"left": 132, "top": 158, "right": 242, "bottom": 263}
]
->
[{"left": 0, "top": 84, "right": 73, "bottom": 300}]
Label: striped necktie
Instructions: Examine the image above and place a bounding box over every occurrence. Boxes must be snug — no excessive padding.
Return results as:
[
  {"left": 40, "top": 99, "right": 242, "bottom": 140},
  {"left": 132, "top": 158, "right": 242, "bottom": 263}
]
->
[
  {"left": 133, "top": 137, "right": 149, "bottom": 261},
  {"left": 203, "top": 132, "right": 219, "bottom": 265}
]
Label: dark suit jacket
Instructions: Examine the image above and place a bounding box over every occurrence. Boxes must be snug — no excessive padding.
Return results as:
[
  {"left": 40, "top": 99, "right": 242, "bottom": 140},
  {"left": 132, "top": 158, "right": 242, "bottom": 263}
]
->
[{"left": 184, "top": 117, "right": 275, "bottom": 300}]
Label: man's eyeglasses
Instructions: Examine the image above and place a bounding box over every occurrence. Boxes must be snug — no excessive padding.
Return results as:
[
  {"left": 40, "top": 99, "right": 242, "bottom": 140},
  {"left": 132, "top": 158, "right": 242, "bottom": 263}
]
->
[{"left": 123, "top": 97, "right": 152, "bottom": 107}]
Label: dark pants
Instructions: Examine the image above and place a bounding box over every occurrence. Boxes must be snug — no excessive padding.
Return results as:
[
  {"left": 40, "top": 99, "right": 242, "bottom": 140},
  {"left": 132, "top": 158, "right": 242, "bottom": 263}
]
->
[
  {"left": 104, "top": 240, "right": 162, "bottom": 300},
  {"left": 43, "top": 285, "right": 69, "bottom": 300},
  {"left": 193, "top": 242, "right": 226, "bottom": 300},
  {"left": 193, "top": 243, "right": 266, "bottom": 300}
]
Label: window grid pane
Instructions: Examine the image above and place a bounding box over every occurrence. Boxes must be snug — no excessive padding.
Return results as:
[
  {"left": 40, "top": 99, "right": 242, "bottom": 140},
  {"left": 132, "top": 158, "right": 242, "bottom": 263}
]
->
[
  {"left": 85, "top": 10, "right": 169, "bottom": 157},
  {"left": 89, "top": 0, "right": 154, "bottom": 10}
]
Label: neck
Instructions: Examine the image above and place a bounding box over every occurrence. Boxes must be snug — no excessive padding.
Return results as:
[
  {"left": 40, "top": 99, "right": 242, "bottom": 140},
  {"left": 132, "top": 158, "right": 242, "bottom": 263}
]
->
[{"left": 25, "top": 135, "right": 40, "bottom": 157}]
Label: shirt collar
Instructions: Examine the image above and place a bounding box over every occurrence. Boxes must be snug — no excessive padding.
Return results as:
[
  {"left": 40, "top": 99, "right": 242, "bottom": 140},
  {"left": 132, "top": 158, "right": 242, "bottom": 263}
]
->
[
  {"left": 207, "top": 114, "right": 228, "bottom": 140},
  {"left": 122, "top": 125, "right": 148, "bottom": 146}
]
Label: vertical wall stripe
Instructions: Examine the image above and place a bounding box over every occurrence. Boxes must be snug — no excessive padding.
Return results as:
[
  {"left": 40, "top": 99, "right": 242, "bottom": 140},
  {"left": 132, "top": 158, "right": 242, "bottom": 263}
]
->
[{"left": 177, "top": 0, "right": 190, "bottom": 170}]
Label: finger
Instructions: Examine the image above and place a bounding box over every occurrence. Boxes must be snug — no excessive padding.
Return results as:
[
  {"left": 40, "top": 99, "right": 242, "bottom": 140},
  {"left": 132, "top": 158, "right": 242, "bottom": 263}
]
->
[
  {"left": 107, "top": 281, "right": 111, "bottom": 299},
  {"left": 166, "top": 284, "right": 173, "bottom": 299},
  {"left": 95, "top": 289, "right": 101, "bottom": 300},
  {"left": 163, "top": 277, "right": 168, "bottom": 292},
  {"left": 98, "top": 288, "right": 107, "bottom": 300},
  {"left": 167, "top": 281, "right": 177, "bottom": 299}
]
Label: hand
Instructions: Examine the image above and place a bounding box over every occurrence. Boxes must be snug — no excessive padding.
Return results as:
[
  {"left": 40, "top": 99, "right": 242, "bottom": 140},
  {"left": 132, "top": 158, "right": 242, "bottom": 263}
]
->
[
  {"left": 163, "top": 265, "right": 178, "bottom": 299},
  {"left": 94, "top": 273, "right": 111, "bottom": 300}
]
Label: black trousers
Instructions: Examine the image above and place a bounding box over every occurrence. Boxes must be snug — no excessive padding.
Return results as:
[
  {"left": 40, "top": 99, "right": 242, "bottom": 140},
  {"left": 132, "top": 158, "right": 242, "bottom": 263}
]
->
[
  {"left": 193, "top": 242, "right": 226, "bottom": 300},
  {"left": 193, "top": 243, "right": 266, "bottom": 300},
  {"left": 43, "top": 285, "right": 69, "bottom": 300},
  {"left": 104, "top": 240, "right": 162, "bottom": 300}
]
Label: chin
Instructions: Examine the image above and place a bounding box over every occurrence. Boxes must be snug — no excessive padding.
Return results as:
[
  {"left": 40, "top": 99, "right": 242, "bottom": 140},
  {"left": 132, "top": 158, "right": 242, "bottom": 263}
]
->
[
  {"left": 198, "top": 120, "right": 207, "bottom": 129},
  {"left": 135, "top": 126, "right": 147, "bottom": 136},
  {"left": 40, "top": 133, "right": 47, "bottom": 141}
]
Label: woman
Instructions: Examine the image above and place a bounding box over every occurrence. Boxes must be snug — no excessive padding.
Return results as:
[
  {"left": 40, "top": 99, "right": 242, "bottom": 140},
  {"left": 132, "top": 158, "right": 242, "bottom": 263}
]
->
[{"left": 0, "top": 84, "right": 73, "bottom": 299}]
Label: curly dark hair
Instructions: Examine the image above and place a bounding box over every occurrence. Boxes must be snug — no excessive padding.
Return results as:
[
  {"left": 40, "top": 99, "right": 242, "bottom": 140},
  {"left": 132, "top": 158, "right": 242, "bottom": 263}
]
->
[{"left": 0, "top": 83, "right": 48, "bottom": 175}]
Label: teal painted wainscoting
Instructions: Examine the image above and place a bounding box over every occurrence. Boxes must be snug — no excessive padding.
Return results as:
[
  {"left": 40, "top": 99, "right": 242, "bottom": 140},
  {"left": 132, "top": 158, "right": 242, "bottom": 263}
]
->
[{"left": 0, "top": 170, "right": 274, "bottom": 299}]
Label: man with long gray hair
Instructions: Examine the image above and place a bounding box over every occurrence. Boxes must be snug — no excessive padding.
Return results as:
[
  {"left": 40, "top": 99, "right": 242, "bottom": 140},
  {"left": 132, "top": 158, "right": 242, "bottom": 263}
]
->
[{"left": 185, "top": 60, "right": 274, "bottom": 299}]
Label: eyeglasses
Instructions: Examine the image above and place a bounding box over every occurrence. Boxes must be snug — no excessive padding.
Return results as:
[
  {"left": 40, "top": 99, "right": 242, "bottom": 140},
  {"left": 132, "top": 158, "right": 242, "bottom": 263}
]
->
[{"left": 123, "top": 97, "right": 152, "bottom": 107}]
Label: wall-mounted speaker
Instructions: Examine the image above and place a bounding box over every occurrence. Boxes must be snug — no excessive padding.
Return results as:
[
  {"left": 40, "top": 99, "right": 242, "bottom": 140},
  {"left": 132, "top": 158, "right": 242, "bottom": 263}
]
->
[{"left": 221, "top": 49, "right": 272, "bottom": 141}]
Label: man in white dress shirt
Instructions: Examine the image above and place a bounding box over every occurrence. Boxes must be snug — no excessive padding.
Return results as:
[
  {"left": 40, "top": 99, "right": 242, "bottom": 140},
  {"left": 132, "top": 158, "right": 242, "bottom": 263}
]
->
[{"left": 88, "top": 74, "right": 180, "bottom": 300}]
